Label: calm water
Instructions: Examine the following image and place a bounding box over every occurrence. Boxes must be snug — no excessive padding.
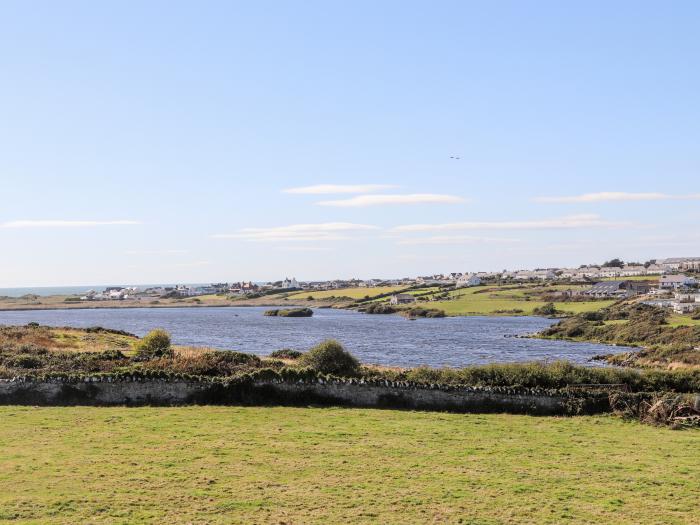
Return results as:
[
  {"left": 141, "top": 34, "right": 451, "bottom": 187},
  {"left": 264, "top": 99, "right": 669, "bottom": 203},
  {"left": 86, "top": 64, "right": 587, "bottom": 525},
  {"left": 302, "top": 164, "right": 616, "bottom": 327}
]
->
[{"left": 0, "top": 307, "right": 625, "bottom": 368}]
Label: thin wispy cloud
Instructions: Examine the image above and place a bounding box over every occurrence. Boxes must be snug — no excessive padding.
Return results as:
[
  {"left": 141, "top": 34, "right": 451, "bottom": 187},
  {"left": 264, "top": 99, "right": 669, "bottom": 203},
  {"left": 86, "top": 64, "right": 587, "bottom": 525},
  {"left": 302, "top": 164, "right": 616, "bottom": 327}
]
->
[
  {"left": 283, "top": 184, "right": 398, "bottom": 194},
  {"left": 396, "top": 235, "right": 521, "bottom": 245},
  {"left": 170, "top": 260, "right": 210, "bottom": 268},
  {"left": 0, "top": 220, "right": 141, "bottom": 228},
  {"left": 392, "top": 214, "right": 630, "bottom": 232},
  {"left": 534, "top": 192, "right": 700, "bottom": 203},
  {"left": 211, "top": 222, "right": 378, "bottom": 242},
  {"left": 124, "top": 249, "right": 189, "bottom": 256},
  {"left": 317, "top": 194, "right": 465, "bottom": 207},
  {"left": 275, "top": 246, "right": 333, "bottom": 252}
]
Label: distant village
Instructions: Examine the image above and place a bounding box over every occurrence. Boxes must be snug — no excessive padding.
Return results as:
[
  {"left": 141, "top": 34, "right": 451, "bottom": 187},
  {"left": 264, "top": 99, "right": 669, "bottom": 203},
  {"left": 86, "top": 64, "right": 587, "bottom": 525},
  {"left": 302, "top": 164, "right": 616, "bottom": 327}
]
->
[{"left": 77, "top": 256, "right": 700, "bottom": 314}]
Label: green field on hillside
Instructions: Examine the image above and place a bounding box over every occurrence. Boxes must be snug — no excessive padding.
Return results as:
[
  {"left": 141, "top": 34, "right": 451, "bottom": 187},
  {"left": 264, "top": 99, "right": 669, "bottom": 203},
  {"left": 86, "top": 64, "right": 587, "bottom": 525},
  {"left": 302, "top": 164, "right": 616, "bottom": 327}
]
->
[
  {"left": 287, "top": 286, "right": 404, "bottom": 300},
  {"left": 0, "top": 406, "right": 697, "bottom": 524},
  {"left": 430, "top": 286, "right": 614, "bottom": 316}
]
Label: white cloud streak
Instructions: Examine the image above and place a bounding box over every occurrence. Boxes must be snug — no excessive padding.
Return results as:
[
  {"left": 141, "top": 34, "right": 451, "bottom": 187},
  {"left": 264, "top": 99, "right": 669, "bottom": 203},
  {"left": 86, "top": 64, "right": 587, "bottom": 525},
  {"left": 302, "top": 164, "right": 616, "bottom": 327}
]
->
[
  {"left": 317, "top": 194, "right": 465, "bottom": 207},
  {"left": 283, "top": 184, "right": 398, "bottom": 194},
  {"left": 124, "top": 250, "right": 189, "bottom": 255},
  {"left": 211, "top": 222, "right": 378, "bottom": 242},
  {"left": 396, "top": 235, "right": 521, "bottom": 245},
  {"left": 535, "top": 192, "right": 700, "bottom": 203},
  {"left": 0, "top": 220, "right": 141, "bottom": 228},
  {"left": 392, "top": 214, "right": 630, "bottom": 232}
]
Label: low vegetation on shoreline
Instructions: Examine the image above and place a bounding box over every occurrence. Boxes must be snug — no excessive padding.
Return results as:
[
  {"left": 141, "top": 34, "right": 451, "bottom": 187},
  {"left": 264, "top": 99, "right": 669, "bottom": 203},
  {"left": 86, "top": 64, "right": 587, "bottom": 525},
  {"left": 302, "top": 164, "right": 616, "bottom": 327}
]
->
[
  {"left": 538, "top": 303, "right": 700, "bottom": 369},
  {"left": 2, "top": 324, "right": 700, "bottom": 395}
]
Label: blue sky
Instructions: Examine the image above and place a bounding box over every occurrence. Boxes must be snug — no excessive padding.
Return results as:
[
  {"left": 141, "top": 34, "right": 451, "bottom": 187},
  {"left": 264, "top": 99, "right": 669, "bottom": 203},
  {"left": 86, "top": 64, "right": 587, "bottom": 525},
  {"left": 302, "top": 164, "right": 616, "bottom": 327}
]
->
[{"left": 1, "top": 1, "right": 699, "bottom": 286}]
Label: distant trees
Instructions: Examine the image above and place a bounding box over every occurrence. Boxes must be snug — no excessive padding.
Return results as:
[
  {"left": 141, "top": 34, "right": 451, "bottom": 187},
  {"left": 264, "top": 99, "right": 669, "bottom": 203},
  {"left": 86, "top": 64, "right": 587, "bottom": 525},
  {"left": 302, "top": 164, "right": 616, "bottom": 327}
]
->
[{"left": 602, "top": 258, "right": 624, "bottom": 268}]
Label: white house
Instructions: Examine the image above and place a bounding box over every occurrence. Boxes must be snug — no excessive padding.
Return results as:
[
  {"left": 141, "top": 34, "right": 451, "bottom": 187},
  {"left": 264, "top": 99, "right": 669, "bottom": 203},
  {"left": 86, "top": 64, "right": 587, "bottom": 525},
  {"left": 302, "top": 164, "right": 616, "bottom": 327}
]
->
[
  {"left": 659, "top": 274, "right": 697, "bottom": 290},
  {"left": 282, "top": 277, "right": 299, "bottom": 289},
  {"left": 456, "top": 274, "right": 481, "bottom": 288},
  {"left": 599, "top": 266, "right": 623, "bottom": 278},
  {"left": 620, "top": 265, "right": 646, "bottom": 277},
  {"left": 390, "top": 293, "right": 416, "bottom": 305},
  {"left": 645, "top": 264, "right": 666, "bottom": 275}
]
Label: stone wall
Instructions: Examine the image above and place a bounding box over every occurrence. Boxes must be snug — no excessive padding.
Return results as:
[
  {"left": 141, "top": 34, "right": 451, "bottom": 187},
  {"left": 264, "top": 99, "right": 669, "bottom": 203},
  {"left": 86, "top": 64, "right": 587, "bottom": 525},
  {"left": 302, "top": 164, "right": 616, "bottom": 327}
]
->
[{"left": 0, "top": 376, "right": 611, "bottom": 415}]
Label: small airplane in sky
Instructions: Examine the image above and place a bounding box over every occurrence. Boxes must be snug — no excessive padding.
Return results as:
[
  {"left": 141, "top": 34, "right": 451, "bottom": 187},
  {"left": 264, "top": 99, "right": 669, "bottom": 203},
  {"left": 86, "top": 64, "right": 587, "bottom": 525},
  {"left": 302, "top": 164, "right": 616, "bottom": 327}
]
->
[{"left": 449, "top": 156, "right": 461, "bottom": 159}]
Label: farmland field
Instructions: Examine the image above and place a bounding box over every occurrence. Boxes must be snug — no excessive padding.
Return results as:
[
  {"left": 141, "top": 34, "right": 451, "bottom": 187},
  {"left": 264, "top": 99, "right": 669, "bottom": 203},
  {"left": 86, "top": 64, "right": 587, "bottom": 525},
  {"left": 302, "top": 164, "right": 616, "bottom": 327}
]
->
[
  {"left": 0, "top": 406, "right": 697, "bottom": 524},
  {"left": 287, "top": 286, "right": 405, "bottom": 300},
  {"left": 430, "top": 286, "right": 615, "bottom": 316}
]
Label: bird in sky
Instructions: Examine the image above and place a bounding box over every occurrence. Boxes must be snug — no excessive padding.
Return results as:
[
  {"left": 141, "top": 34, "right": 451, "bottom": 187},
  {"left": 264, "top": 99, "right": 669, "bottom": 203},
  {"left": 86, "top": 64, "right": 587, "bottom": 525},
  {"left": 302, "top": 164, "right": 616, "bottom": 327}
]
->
[{"left": 449, "top": 156, "right": 461, "bottom": 160}]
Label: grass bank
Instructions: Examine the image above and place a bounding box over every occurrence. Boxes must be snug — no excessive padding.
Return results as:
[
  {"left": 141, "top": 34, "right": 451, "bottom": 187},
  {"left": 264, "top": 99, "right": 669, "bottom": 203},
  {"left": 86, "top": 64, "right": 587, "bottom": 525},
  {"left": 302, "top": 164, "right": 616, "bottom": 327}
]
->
[{"left": 0, "top": 406, "right": 697, "bottom": 524}]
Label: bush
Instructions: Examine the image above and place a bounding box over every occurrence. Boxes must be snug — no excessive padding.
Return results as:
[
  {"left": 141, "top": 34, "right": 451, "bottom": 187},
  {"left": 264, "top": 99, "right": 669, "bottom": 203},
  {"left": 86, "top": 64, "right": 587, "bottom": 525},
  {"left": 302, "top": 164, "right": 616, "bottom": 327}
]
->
[
  {"left": 298, "top": 340, "right": 359, "bottom": 376},
  {"left": 134, "top": 329, "right": 173, "bottom": 359},
  {"left": 264, "top": 308, "right": 313, "bottom": 317},
  {"left": 533, "top": 303, "right": 558, "bottom": 316},
  {"left": 401, "top": 307, "right": 446, "bottom": 318},
  {"left": 269, "top": 349, "right": 303, "bottom": 360},
  {"left": 361, "top": 303, "right": 397, "bottom": 314},
  {"left": 7, "top": 354, "right": 44, "bottom": 369}
]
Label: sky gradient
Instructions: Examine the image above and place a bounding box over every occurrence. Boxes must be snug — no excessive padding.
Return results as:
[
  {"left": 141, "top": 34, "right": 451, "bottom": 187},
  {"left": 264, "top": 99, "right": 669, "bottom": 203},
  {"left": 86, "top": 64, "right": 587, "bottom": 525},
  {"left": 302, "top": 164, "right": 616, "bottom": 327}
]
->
[{"left": 1, "top": 1, "right": 699, "bottom": 286}]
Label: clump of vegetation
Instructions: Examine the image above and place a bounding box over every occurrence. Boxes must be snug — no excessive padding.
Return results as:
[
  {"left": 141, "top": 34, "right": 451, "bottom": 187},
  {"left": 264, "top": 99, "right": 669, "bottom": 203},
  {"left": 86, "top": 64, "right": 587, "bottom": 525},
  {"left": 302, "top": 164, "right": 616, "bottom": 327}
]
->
[
  {"left": 298, "top": 340, "right": 360, "bottom": 376},
  {"left": 134, "top": 329, "right": 173, "bottom": 359},
  {"left": 362, "top": 360, "right": 700, "bottom": 393},
  {"left": 269, "top": 349, "right": 303, "bottom": 360},
  {"left": 264, "top": 308, "right": 313, "bottom": 317},
  {"left": 400, "top": 307, "right": 446, "bottom": 318},
  {"left": 140, "top": 349, "right": 262, "bottom": 376},
  {"left": 538, "top": 303, "right": 700, "bottom": 367},
  {"left": 360, "top": 303, "right": 397, "bottom": 314},
  {"left": 532, "top": 303, "right": 558, "bottom": 316},
  {"left": 610, "top": 392, "right": 700, "bottom": 429}
]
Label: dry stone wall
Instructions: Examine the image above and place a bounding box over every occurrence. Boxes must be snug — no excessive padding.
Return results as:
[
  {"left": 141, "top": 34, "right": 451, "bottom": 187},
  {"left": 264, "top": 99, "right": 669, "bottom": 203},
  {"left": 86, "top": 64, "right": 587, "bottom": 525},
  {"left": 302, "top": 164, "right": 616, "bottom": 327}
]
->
[{"left": 0, "top": 376, "right": 610, "bottom": 415}]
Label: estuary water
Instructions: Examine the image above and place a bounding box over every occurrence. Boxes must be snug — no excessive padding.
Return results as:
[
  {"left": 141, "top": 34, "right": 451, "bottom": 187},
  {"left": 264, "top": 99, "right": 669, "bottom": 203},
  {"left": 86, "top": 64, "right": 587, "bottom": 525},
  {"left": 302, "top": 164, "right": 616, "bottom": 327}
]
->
[{"left": 0, "top": 306, "right": 625, "bottom": 368}]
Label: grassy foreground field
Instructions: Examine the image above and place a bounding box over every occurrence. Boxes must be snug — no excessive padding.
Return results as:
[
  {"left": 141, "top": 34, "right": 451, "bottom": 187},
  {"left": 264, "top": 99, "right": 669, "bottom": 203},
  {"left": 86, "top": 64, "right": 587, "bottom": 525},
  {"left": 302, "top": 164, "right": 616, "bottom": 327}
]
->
[{"left": 0, "top": 407, "right": 697, "bottom": 524}]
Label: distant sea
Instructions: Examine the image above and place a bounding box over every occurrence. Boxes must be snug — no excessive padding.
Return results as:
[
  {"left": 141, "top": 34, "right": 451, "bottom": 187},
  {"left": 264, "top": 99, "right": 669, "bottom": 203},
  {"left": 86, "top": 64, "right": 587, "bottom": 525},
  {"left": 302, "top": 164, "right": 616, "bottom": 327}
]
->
[{"left": 0, "top": 284, "right": 206, "bottom": 298}]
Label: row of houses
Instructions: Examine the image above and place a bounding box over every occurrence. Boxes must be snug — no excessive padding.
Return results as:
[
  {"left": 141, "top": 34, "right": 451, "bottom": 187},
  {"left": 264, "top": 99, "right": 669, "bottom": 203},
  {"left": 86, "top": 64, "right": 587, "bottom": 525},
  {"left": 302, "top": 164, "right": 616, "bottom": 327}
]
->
[{"left": 644, "top": 292, "right": 700, "bottom": 314}]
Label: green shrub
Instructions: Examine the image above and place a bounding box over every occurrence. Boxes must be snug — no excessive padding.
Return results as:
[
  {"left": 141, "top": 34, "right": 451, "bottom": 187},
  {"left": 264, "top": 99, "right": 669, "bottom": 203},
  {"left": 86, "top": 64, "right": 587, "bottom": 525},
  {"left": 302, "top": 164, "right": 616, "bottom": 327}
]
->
[
  {"left": 401, "top": 307, "right": 446, "bottom": 318},
  {"left": 533, "top": 303, "right": 558, "bottom": 316},
  {"left": 264, "top": 308, "right": 313, "bottom": 317},
  {"left": 299, "top": 340, "right": 359, "bottom": 376},
  {"left": 134, "top": 329, "right": 173, "bottom": 359},
  {"left": 269, "top": 349, "right": 303, "bottom": 360},
  {"left": 7, "top": 354, "right": 45, "bottom": 369},
  {"left": 361, "top": 303, "right": 397, "bottom": 314}
]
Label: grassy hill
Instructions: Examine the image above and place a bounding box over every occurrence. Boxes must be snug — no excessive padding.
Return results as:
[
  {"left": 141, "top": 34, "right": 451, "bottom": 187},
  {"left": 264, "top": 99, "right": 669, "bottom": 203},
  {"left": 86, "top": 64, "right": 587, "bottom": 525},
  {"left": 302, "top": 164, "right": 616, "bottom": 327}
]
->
[
  {"left": 429, "top": 285, "right": 614, "bottom": 316},
  {"left": 287, "top": 286, "right": 405, "bottom": 300},
  {"left": 0, "top": 406, "right": 697, "bottom": 524}
]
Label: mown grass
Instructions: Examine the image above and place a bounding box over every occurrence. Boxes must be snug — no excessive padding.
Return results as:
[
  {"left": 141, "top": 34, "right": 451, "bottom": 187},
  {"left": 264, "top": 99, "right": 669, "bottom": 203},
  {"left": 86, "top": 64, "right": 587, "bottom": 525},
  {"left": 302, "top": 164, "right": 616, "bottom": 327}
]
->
[
  {"left": 429, "top": 286, "right": 614, "bottom": 316},
  {"left": 0, "top": 406, "right": 697, "bottom": 524},
  {"left": 287, "top": 286, "right": 405, "bottom": 300}
]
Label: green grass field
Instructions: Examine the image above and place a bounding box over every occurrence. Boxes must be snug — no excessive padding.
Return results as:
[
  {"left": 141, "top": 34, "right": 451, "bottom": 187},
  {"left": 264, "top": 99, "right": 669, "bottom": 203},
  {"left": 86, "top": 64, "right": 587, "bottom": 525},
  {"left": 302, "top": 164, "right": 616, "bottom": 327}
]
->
[
  {"left": 430, "top": 286, "right": 614, "bottom": 316},
  {"left": 0, "top": 406, "right": 697, "bottom": 524},
  {"left": 287, "top": 286, "right": 404, "bottom": 300},
  {"left": 667, "top": 314, "right": 700, "bottom": 327}
]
